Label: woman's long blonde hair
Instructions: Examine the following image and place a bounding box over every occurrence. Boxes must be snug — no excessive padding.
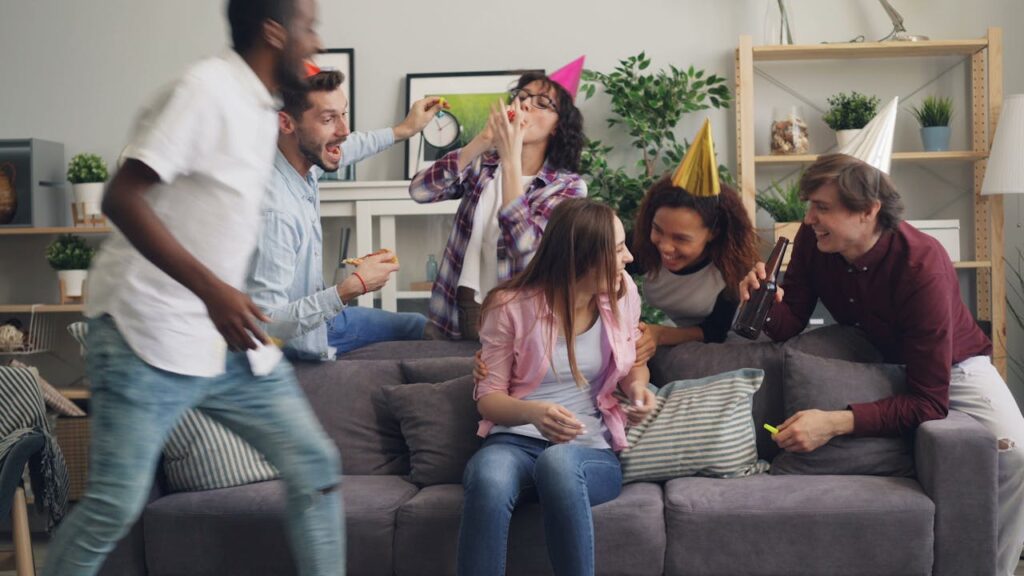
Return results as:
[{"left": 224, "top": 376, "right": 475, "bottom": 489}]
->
[{"left": 481, "top": 198, "right": 623, "bottom": 387}]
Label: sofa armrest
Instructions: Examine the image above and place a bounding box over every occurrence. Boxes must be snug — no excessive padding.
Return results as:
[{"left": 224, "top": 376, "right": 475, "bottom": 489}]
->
[{"left": 915, "top": 410, "right": 997, "bottom": 576}]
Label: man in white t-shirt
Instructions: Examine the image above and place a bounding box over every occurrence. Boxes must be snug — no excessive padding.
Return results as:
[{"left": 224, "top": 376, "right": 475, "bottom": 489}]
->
[{"left": 41, "top": 1, "right": 345, "bottom": 575}]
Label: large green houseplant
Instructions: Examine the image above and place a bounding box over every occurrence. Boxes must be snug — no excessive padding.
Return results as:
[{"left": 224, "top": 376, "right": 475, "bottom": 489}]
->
[
  {"left": 580, "top": 52, "right": 733, "bottom": 233},
  {"left": 579, "top": 52, "right": 733, "bottom": 321}
]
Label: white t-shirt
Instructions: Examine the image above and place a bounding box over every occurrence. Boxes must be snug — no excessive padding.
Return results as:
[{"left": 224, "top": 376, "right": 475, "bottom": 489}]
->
[
  {"left": 491, "top": 315, "right": 612, "bottom": 449},
  {"left": 85, "top": 50, "right": 279, "bottom": 377},
  {"left": 643, "top": 261, "right": 726, "bottom": 327},
  {"left": 458, "top": 168, "right": 534, "bottom": 303}
]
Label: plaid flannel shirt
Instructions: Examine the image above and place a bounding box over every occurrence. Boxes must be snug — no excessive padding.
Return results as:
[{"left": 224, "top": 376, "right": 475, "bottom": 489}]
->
[{"left": 409, "top": 149, "right": 587, "bottom": 338}]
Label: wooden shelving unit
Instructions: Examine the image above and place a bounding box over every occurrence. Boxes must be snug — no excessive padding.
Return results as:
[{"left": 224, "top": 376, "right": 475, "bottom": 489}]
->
[
  {"left": 754, "top": 151, "right": 987, "bottom": 165},
  {"left": 0, "top": 304, "right": 85, "bottom": 313},
  {"left": 0, "top": 226, "right": 111, "bottom": 236},
  {"left": 736, "top": 28, "right": 1007, "bottom": 376}
]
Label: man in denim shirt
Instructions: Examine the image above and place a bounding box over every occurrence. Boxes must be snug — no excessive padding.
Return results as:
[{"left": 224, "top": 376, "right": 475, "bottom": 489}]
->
[{"left": 247, "top": 70, "right": 443, "bottom": 360}]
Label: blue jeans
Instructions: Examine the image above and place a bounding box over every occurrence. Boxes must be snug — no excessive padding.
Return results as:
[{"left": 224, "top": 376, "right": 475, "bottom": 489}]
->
[
  {"left": 42, "top": 315, "right": 344, "bottom": 576},
  {"left": 458, "top": 433, "right": 622, "bottom": 576},
  {"left": 327, "top": 306, "right": 426, "bottom": 354}
]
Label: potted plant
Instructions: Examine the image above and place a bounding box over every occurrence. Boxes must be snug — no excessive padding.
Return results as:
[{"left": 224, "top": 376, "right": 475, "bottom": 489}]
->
[
  {"left": 46, "top": 234, "right": 95, "bottom": 301},
  {"left": 66, "top": 153, "right": 108, "bottom": 217},
  {"left": 911, "top": 96, "right": 953, "bottom": 152},
  {"left": 755, "top": 176, "right": 805, "bottom": 265},
  {"left": 822, "top": 92, "right": 881, "bottom": 148}
]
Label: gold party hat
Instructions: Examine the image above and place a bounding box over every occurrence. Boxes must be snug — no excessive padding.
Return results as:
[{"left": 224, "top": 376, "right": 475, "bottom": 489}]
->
[{"left": 671, "top": 118, "right": 720, "bottom": 197}]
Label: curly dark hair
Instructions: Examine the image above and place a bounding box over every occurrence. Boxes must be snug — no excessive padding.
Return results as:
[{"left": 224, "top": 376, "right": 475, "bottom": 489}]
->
[
  {"left": 280, "top": 70, "right": 345, "bottom": 120},
  {"left": 632, "top": 175, "right": 758, "bottom": 301},
  {"left": 799, "top": 153, "right": 903, "bottom": 231},
  {"left": 514, "top": 71, "right": 584, "bottom": 173}
]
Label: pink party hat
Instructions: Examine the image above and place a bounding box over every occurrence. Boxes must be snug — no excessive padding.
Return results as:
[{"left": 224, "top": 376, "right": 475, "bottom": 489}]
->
[{"left": 549, "top": 56, "right": 585, "bottom": 99}]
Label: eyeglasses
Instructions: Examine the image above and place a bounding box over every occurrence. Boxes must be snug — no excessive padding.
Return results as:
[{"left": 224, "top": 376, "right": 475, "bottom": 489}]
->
[{"left": 509, "top": 88, "right": 558, "bottom": 113}]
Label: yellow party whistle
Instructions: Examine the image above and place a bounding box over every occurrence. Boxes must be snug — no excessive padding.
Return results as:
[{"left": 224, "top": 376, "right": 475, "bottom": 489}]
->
[{"left": 763, "top": 423, "right": 780, "bottom": 435}]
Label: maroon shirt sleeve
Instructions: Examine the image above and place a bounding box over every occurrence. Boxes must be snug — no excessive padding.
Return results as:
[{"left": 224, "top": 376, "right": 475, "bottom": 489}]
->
[
  {"left": 848, "top": 272, "right": 952, "bottom": 436},
  {"left": 764, "top": 224, "right": 817, "bottom": 342}
]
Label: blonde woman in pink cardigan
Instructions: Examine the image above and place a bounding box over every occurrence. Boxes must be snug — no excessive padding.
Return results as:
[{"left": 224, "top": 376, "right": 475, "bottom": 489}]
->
[{"left": 458, "top": 198, "right": 656, "bottom": 576}]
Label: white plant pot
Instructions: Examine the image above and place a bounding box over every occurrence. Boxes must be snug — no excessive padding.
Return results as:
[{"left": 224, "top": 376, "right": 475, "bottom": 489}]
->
[
  {"left": 835, "top": 129, "right": 862, "bottom": 149},
  {"left": 72, "top": 182, "right": 105, "bottom": 216},
  {"left": 58, "top": 269, "right": 88, "bottom": 297}
]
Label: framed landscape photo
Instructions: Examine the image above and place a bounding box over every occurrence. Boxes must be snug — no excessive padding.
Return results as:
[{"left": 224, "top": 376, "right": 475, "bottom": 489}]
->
[
  {"left": 404, "top": 69, "right": 542, "bottom": 180},
  {"left": 314, "top": 48, "right": 356, "bottom": 181}
]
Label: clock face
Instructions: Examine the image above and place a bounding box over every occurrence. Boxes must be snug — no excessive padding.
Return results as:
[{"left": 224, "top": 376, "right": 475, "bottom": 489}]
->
[{"left": 422, "top": 111, "right": 460, "bottom": 149}]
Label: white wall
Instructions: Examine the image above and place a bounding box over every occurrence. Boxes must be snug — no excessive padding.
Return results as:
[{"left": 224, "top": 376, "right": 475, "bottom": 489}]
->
[{"left": 1, "top": 0, "right": 1022, "bottom": 392}]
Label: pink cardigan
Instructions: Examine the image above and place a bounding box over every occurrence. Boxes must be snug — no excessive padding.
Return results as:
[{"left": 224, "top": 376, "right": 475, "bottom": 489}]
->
[{"left": 474, "top": 272, "right": 643, "bottom": 451}]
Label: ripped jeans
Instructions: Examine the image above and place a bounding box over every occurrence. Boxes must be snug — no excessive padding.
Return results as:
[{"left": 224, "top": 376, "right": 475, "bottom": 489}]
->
[
  {"left": 950, "top": 356, "right": 1024, "bottom": 576},
  {"left": 42, "top": 315, "right": 344, "bottom": 576}
]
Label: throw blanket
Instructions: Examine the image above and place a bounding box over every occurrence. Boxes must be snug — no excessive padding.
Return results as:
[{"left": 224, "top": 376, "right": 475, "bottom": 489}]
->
[{"left": 0, "top": 365, "right": 69, "bottom": 531}]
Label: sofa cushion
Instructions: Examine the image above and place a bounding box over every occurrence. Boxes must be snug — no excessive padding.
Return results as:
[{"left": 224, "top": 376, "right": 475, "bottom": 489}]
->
[
  {"left": 786, "top": 324, "right": 884, "bottom": 363},
  {"left": 393, "top": 482, "right": 665, "bottom": 576},
  {"left": 295, "top": 360, "right": 410, "bottom": 475},
  {"left": 400, "top": 357, "right": 476, "bottom": 384},
  {"left": 650, "top": 340, "right": 785, "bottom": 460},
  {"left": 338, "top": 339, "right": 480, "bottom": 361},
  {"left": 382, "top": 375, "right": 482, "bottom": 486},
  {"left": 663, "top": 474, "right": 934, "bottom": 576},
  {"left": 620, "top": 369, "right": 768, "bottom": 483},
  {"left": 143, "top": 475, "right": 417, "bottom": 576},
  {"left": 771, "top": 348, "right": 915, "bottom": 477},
  {"left": 162, "top": 409, "right": 279, "bottom": 492}
]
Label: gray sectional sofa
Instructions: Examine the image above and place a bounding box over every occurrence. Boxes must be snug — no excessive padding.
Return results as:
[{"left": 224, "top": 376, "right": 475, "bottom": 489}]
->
[{"left": 97, "top": 330, "right": 998, "bottom": 576}]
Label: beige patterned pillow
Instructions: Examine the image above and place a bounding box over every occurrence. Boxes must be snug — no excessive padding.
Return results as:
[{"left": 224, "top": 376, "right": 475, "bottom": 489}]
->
[{"left": 7, "top": 359, "right": 86, "bottom": 417}]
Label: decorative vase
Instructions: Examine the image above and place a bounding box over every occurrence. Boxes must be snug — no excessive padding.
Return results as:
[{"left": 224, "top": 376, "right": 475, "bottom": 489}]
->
[
  {"left": 0, "top": 162, "right": 16, "bottom": 224},
  {"left": 920, "top": 126, "right": 951, "bottom": 152},
  {"left": 835, "top": 129, "right": 862, "bottom": 149},
  {"left": 72, "top": 182, "right": 105, "bottom": 216},
  {"left": 58, "top": 269, "right": 88, "bottom": 298}
]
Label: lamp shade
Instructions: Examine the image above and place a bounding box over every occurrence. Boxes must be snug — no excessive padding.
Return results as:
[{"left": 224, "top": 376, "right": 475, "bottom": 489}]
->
[{"left": 982, "top": 93, "right": 1024, "bottom": 195}]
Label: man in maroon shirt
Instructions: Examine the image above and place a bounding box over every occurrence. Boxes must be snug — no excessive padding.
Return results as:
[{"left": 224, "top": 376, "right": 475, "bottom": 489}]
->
[{"left": 740, "top": 153, "right": 1024, "bottom": 575}]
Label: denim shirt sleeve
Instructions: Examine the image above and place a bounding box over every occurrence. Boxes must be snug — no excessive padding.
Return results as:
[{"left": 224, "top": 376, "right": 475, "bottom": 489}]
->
[
  {"left": 248, "top": 210, "right": 345, "bottom": 341},
  {"left": 340, "top": 128, "right": 395, "bottom": 167}
]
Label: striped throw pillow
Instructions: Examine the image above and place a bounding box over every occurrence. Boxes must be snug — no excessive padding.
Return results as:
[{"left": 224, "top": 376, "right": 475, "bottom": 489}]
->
[
  {"left": 67, "top": 322, "right": 88, "bottom": 357},
  {"left": 162, "top": 409, "right": 279, "bottom": 492},
  {"left": 620, "top": 368, "right": 769, "bottom": 483}
]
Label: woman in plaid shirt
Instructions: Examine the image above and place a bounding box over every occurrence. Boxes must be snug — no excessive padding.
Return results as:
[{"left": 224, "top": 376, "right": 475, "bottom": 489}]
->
[{"left": 409, "top": 70, "right": 587, "bottom": 340}]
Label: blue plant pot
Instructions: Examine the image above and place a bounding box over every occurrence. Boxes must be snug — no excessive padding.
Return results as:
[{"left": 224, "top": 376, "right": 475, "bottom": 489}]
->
[{"left": 921, "top": 126, "right": 951, "bottom": 152}]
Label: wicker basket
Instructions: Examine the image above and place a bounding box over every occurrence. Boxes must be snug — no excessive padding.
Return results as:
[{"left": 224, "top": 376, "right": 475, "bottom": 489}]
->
[{"left": 54, "top": 417, "right": 90, "bottom": 501}]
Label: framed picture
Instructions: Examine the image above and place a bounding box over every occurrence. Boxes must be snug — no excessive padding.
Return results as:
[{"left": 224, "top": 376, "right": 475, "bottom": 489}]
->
[
  {"left": 404, "top": 69, "right": 542, "bottom": 180},
  {"left": 314, "top": 48, "right": 356, "bottom": 181}
]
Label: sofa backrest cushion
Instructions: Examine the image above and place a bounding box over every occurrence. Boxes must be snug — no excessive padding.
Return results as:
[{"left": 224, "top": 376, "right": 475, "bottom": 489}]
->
[
  {"left": 295, "top": 360, "right": 410, "bottom": 475},
  {"left": 650, "top": 340, "right": 785, "bottom": 460},
  {"left": 785, "top": 324, "right": 885, "bottom": 364},
  {"left": 620, "top": 369, "right": 769, "bottom": 483},
  {"left": 400, "top": 357, "right": 476, "bottom": 384},
  {"left": 163, "top": 409, "right": 279, "bottom": 492},
  {"left": 771, "top": 348, "right": 915, "bottom": 477},
  {"left": 338, "top": 340, "right": 480, "bottom": 361},
  {"left": 382, "top": 375, "right": 482, "bottom": 486}
]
